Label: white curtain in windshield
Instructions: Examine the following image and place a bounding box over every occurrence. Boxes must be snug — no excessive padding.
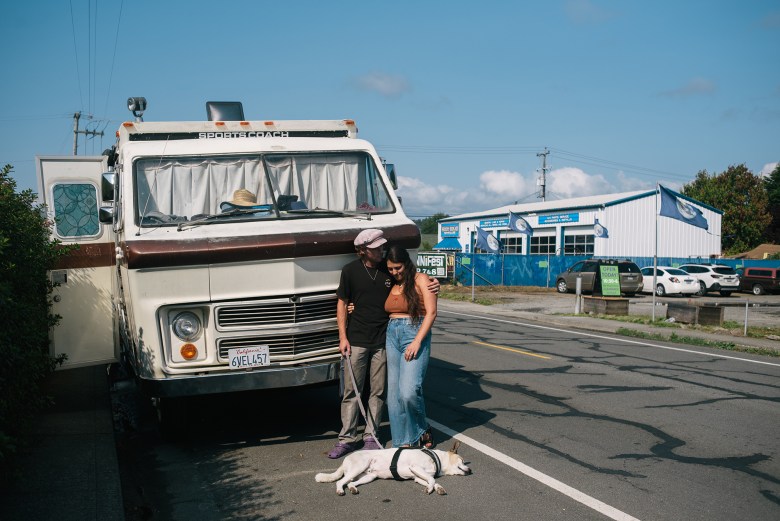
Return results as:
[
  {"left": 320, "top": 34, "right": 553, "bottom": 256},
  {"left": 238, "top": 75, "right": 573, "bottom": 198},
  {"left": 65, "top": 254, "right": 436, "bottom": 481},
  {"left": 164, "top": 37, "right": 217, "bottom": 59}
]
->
[
  {"left": 135, "top": 153, "right": 392, "bottom": 219},
  {"left": 136, "top": 157, "right": 264, "bottom": 217}
]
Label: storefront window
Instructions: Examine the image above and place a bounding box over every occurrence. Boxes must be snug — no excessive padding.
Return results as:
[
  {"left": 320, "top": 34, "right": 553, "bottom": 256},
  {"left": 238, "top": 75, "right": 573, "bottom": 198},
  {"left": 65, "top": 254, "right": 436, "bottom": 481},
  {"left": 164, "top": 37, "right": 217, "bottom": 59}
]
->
[
  {"left": 563, "top": 234, "right": 594, "bottom": 255},
  {"left": 502, "top": 235, "right": 523, "bottom": 254},
  {"left": 530, "top": 236, "right": 556, "bottom": 255}
]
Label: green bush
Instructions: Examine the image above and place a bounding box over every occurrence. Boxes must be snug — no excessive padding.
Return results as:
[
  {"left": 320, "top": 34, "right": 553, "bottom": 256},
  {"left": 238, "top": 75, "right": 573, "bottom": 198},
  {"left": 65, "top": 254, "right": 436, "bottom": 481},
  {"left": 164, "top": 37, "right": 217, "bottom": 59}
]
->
[{"left": 0, "top": 164, "right": 67, "bottom": 472}]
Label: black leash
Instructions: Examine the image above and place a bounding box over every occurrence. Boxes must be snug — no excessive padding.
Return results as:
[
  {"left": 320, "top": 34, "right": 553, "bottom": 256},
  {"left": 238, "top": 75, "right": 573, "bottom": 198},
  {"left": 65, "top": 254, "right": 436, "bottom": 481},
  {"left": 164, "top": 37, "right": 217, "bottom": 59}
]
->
[{"left": 343, "top": 353, "right": 382, "bottom": 448}]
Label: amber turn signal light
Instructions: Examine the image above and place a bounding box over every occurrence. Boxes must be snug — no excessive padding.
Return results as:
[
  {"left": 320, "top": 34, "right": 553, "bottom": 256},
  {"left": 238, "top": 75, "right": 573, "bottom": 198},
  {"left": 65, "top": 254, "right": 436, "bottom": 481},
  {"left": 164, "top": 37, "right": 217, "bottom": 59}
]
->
[{"left": 180, "top": 343, "right": 198, "bottom": 360}]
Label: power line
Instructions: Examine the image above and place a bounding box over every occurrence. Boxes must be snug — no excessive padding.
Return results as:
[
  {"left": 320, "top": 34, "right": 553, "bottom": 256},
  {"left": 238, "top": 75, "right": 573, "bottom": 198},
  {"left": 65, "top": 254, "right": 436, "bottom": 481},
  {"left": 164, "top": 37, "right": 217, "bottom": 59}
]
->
[
  {"left": 378, "top": 143, "right": 692, "bottom": 182},
  {"left": 69, "top": 0, "right": 84, "bottom": 111},
  {"left": 101, "top": 0, "right": 124, "bottom": 119},
  {"left": 377, "top": 144, "right": 542, "bottom": 155}
]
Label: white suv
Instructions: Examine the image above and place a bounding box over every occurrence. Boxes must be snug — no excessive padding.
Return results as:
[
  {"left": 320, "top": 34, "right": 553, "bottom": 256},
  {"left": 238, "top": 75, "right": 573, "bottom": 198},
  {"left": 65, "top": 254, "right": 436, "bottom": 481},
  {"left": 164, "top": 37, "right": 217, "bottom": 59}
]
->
[{"left": 678, "top": 264, "right": 740, "bottom": 297}]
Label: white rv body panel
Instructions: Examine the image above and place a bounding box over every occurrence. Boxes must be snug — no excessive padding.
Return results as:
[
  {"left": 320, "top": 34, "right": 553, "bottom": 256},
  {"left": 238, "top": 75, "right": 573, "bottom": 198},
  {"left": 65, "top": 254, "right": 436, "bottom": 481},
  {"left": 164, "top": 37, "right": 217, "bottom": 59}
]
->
[{"left": 36, "top": 156, "right": 118, "bottom": 369}]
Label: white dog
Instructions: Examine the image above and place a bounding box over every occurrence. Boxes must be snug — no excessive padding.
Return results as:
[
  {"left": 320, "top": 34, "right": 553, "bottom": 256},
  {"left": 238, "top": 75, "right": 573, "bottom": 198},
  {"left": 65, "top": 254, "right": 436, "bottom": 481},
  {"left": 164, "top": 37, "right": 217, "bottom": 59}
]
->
[{"left": 315, "top": 441, "right": 471, "bottom": 495}]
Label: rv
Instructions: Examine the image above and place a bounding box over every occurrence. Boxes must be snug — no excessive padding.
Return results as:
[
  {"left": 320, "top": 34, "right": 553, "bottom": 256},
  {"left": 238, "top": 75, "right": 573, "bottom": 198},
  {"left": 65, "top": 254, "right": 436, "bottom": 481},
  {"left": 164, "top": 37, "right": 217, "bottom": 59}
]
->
[{"left": 37, "top": 99, "right": 419, "bottom": 432}]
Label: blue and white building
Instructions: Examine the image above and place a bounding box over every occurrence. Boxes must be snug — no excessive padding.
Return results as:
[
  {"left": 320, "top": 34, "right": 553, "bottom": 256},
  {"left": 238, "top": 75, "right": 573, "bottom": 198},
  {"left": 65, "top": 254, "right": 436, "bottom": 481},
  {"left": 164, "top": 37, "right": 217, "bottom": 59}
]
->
[{"left": 435, "top": 188, "right": 723, "bottom": 259}]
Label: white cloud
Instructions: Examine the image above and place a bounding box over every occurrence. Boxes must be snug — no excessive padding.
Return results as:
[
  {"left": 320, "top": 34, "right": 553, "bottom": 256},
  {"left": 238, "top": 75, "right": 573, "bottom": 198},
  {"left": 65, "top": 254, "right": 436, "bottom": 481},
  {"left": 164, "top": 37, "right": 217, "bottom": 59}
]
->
[
  {"left": 614, "top": 170, "right": 654, "bottom": 192},
  {"left": 353, "top": 72, "right": 411, "bottom": 99},
  {"left": 547, "top": 167, "right": 612, "bottom": 198},
  {"left": 760, "top": 162, "right": 778, "bottom": 177},
  {"left": 396, "top": 166, "right": 627, "bottom": 217},
  {"left": 478, "top": 170, "right": 530, "bottom": 198},
  {"left": 660, "top": 77, "right": 716, "bottom": 98}
]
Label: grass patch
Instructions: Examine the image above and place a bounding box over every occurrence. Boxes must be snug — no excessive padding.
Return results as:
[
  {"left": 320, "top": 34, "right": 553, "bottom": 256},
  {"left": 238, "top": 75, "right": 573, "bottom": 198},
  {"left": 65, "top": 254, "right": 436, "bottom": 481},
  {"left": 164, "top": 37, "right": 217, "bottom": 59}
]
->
[
  {"left": 438, "top": 292, "right": 500, "bottom": 306},
  {"left": 616, "top": 327, "right": 780, "bottom": 357},
  {"left": 574, "top": 313, "right": 779, "bottom": 339}
]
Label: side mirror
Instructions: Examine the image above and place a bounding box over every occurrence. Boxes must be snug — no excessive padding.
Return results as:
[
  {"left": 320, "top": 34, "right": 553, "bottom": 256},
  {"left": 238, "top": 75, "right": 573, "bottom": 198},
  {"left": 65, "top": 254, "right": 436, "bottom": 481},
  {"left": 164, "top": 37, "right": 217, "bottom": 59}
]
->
[
  {"left": 385, "top": 163, "right": 398, "bottom": 189},
  {"left": 101, "top": 172, "right": 115, "bottom": 202},
  {"left": 99, "top": 206, "right": 114, "bottom": 224}
]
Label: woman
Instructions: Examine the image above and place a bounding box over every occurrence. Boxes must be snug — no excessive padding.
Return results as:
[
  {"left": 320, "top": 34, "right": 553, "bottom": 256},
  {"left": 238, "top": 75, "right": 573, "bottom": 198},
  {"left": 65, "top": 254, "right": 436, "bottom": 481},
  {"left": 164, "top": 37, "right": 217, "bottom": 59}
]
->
[{"left": 384, "top": 245, "right": 438, "bottom": 448}]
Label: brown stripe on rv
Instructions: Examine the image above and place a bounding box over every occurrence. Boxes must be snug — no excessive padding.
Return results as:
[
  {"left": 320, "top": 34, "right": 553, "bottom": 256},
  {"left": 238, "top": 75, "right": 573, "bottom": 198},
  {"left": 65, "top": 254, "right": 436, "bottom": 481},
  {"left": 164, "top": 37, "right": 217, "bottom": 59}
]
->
[
  {"left": 123, "top": 224, "right": 421, "bottom": 269},
  {"left": 54, "top": 242, "right": 116, "bottom": 269}
]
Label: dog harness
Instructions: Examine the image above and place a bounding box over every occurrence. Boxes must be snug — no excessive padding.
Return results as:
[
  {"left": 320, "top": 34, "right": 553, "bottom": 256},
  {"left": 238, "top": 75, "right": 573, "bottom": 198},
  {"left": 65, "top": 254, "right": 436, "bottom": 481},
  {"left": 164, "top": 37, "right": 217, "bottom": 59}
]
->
[{"left": 389, "top": 447, "right": 442, "bottom": 481}]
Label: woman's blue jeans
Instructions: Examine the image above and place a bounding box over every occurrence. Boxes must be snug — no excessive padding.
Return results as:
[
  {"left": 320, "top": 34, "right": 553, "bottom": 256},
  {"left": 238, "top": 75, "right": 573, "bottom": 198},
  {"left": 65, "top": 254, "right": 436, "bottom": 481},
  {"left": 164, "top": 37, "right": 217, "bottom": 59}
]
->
[{"left": 385, "top": 317, "right": 431, "bottom": 447}]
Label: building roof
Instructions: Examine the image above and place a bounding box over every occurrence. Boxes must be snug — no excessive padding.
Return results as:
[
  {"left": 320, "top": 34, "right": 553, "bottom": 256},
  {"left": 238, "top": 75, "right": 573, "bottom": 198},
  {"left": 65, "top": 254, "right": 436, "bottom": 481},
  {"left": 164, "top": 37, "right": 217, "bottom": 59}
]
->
[
  {"left": 433, "top": 237, "right": 463, "bottom": 251},
  {"left": 439, "top": 187, "right": 722, "bottom": 222},
  {"left": 732, "top": 243, "right": 780, "bottom": 259}
]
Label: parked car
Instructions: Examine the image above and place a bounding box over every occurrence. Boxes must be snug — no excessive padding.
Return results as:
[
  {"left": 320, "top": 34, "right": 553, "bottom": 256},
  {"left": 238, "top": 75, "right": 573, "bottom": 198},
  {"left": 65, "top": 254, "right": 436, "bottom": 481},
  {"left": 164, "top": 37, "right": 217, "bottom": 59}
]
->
[
  {"left": 678, "top": 264, "right": 740, "bottom": 296},
  {"left": 640, "top": 266, "right": 699, "bottom": 296},
  {"left": 738, "top": 267, "right": 780, "bottom": 295},
  {"left": 556, "top": 259, "right": 643, "bottom": 296}
]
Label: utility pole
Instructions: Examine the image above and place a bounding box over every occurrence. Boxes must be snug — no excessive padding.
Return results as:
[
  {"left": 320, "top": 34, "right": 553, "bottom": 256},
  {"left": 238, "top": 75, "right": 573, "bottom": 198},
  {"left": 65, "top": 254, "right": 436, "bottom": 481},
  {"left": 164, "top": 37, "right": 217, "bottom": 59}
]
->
[
  {"left": 73, "top": 111, "right": 104, "bottom": 155},
  {"left": 536, "top": 147, "right": 549, "bottom": 201}
]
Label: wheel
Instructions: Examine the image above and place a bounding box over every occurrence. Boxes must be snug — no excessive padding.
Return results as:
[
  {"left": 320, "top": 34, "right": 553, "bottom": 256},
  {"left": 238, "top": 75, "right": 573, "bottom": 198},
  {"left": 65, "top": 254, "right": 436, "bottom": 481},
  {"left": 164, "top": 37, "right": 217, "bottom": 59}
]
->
[
  {"left": 154, "top": 396, "right": 188, "bottom": 441},
  {"left": 719, "top": 290, "right": 732, "bottom": 297},
  {"left": 556, "top": 279, "right": 569, "bottom": 293},
  {"left": 696, "top": 281, "right": 707, "bottom": 296},
  {"left": 655, "top": 284, "right": 666, "bottom": 297},
  {"left": 752, "top": 284, "right": 765, "bottom": 296}
]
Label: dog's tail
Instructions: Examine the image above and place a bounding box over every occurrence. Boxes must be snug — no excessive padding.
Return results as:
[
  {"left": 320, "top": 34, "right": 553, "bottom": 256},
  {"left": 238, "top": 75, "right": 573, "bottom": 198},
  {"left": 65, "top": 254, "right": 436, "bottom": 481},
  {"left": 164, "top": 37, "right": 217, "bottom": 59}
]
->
[{"left": 315, "top": 464, "right": 345, "bottom": 483}]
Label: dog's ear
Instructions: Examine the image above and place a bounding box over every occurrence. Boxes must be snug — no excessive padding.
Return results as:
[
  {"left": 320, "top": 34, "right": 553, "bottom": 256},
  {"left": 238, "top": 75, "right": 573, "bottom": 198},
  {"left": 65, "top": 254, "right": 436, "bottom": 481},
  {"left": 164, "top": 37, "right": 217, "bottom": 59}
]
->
[{"left": 450, "top": 441, "right": 461, "bottom": 454}]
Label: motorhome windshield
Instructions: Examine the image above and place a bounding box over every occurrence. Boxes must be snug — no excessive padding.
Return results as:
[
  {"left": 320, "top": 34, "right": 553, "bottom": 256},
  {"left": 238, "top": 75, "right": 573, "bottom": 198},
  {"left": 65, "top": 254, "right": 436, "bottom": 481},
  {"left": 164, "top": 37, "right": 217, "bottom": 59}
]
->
[{"left": 134, "top": 152, "right": 394, "bottom": 226}]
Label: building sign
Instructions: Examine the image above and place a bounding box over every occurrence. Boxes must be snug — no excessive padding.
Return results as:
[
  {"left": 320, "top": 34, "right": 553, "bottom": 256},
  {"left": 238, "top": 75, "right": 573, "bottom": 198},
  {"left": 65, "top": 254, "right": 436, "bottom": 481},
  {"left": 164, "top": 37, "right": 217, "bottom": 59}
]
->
[
  {"left": 440, "top": 224, "right": 460, "bottom": 237},
  {"left": 416, "top": 252, "right": 447, "bottom": 278},
  {"left": 599, "top": 265, "right": 621, "bottom": 296},
  {"left": 538, "top": 213, "right": 579, "bottom": 224},
  {"left": 479, "top": 217, "right": 509, "bottom": 229}
]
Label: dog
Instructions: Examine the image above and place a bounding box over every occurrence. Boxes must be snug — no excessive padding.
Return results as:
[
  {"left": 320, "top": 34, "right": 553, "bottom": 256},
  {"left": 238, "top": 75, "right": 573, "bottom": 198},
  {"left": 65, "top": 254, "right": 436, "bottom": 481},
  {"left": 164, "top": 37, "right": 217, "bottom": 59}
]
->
[{"left": 315, "top": 441, "right": 471, "bottom": 495}]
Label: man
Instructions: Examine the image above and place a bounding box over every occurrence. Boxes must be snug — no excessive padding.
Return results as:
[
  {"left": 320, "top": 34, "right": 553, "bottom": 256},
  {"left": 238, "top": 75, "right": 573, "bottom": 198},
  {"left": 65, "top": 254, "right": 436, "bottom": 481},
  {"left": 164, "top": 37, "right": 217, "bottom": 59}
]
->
[{"left": 328, "top": 229, "right": 439, "bottom": 459}]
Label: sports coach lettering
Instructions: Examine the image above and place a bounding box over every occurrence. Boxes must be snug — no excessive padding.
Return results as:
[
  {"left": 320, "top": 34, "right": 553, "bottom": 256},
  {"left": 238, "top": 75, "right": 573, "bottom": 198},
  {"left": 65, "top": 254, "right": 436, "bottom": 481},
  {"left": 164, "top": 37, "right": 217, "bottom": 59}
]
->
[{"left": 198, "top": 131, "right": 291, "bottom": 139}]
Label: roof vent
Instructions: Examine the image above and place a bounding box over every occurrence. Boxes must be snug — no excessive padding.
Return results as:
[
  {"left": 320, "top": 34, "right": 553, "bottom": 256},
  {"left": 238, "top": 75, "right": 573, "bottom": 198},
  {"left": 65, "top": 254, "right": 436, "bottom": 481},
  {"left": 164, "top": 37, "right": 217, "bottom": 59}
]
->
[{"left": 206, "top": 101, "right": 245, "bottom": 121}]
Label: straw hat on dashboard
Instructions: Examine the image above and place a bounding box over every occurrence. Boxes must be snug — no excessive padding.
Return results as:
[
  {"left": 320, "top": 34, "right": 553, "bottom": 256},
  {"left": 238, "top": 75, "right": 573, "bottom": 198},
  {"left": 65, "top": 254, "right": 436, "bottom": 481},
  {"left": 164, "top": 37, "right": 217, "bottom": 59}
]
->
[{"left": 229, "top": 189, "right": 257, "bottom": 207}]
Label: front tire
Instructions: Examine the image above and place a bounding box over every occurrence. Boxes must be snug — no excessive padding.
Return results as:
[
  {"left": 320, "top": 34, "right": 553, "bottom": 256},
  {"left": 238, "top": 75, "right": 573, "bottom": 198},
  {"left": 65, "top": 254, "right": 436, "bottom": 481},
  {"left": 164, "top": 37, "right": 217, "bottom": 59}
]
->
[
  {"left": 696, "top": 281, "right": 707, "bottom": 296},
  {"left": 752, "top": 284, "right": 765, "bottom": 296},
  {"left": 655, "top": 284, "right": 666, "bottom": 297},
  {"left": 155, "top": 396, "right": 188, "bottom": 441},
  {"left": 556, "top": 279, "right": 569, "bottom": 293}
]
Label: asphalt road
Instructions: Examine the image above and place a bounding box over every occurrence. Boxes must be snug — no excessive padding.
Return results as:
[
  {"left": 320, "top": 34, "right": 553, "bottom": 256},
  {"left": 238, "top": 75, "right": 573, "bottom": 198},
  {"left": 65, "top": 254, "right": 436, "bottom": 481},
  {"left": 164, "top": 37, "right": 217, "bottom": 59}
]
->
[{"left": 114, "top": 304, "right": 780, "bottom": 520}]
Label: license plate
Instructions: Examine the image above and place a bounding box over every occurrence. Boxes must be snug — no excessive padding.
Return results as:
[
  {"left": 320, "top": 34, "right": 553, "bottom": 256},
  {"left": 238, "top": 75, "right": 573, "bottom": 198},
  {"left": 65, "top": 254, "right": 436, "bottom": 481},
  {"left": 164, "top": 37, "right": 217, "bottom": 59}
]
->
[{"left": 228, "top": 345, "right": 270, "bottom": 370}]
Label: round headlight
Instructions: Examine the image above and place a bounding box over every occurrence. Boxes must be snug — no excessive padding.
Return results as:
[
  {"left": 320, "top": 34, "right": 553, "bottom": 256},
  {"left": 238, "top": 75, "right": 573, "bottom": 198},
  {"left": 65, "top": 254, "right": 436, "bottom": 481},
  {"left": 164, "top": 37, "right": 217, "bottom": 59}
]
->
[{"left": 172, "top": 312, "right": 202, "bottom": 341}]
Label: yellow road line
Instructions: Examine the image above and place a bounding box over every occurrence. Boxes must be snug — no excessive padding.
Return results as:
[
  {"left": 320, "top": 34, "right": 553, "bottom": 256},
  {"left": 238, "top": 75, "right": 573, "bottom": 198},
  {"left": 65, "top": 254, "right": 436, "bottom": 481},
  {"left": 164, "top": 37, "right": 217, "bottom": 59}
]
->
[{"left": 472, "top": 340, "right": 551, "bottom": 359}]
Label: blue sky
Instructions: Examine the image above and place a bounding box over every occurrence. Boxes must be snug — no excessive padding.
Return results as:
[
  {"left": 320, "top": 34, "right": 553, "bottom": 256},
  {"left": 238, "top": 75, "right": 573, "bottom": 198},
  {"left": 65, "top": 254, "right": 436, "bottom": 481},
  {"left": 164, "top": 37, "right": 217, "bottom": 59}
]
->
[{"left": 1, "top": 1, "right": 778, "bottom": 218}]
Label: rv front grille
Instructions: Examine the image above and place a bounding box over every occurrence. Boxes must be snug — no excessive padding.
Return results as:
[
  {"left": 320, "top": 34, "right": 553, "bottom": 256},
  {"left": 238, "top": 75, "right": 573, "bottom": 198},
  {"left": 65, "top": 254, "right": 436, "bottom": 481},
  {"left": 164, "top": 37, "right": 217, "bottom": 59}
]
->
[
  {"left": 217, "top": 329, "right": 340, "bottom": 361},
  {"left": 216, "top": 292, "right": 337, "bottom": 330}
]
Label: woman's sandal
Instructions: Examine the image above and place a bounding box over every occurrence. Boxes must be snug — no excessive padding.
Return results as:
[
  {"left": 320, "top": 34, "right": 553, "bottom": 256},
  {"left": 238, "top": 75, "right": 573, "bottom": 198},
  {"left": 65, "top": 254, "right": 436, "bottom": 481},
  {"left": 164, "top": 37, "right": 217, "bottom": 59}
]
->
[{"left": 419, "top": 428, "right": 435, "bottom": 449}]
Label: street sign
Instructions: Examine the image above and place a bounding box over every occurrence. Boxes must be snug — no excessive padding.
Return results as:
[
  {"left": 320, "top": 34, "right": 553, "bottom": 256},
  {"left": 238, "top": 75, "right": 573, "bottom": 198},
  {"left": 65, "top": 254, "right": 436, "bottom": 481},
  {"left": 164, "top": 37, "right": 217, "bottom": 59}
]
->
[{"left": 417, "top": 252, "right": 447, "bottom": 278}]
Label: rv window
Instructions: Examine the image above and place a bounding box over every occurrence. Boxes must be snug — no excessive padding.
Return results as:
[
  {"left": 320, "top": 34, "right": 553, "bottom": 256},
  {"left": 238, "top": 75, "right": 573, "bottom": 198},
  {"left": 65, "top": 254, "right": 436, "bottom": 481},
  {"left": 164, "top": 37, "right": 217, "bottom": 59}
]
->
[
  {"left": 134, "top": 152, "right": 394, "bottom": 226},
  {"left": 52, "top": 183, "right": 101, "bottom": 238}
]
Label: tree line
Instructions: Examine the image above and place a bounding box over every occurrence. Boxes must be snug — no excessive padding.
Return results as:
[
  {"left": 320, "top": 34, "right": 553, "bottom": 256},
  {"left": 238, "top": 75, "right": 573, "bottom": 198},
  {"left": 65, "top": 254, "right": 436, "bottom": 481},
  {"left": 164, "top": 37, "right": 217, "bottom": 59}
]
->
[{"left": 683, "top": 163, "right": 780, "bottom": 256}]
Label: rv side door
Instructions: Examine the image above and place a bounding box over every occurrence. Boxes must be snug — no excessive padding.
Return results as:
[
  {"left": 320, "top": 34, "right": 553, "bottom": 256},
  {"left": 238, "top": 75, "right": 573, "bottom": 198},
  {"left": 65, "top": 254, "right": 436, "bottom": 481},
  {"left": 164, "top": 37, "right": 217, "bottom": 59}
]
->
[{"left": 36, "top": 156, "right": 117, "bottom": 368}]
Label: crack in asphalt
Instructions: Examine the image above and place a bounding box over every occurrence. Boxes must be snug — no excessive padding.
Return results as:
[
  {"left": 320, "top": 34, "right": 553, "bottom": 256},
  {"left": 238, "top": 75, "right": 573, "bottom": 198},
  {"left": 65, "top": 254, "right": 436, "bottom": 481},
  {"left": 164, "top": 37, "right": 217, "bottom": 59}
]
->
[{"left": 429, "top": 314, "right": 780, "bottom": 489}]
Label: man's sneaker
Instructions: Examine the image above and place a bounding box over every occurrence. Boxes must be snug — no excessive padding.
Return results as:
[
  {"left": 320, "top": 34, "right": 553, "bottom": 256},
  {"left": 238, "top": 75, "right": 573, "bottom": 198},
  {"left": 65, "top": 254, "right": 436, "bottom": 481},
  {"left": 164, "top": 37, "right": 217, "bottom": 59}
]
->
[
  {"left": 361, "top": 437, "right": 382, "bottom": 450},
  {"left": 327, "top": 442, "right": 357, "bottom": 459}
]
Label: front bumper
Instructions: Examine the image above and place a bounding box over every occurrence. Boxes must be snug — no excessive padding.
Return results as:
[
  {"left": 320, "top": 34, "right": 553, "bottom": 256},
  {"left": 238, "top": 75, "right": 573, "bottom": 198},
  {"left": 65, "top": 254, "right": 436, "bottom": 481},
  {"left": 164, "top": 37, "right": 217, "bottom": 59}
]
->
[{"left": 138, "top": 360, "right": 339, "bottom": 398}]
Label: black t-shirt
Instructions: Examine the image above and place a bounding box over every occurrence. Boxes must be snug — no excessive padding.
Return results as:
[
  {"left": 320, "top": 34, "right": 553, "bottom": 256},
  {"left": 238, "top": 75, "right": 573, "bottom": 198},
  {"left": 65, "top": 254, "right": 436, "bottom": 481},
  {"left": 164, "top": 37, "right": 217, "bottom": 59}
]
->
[{"left": 337, "top": 258, "right": 393, "bottom": 349}]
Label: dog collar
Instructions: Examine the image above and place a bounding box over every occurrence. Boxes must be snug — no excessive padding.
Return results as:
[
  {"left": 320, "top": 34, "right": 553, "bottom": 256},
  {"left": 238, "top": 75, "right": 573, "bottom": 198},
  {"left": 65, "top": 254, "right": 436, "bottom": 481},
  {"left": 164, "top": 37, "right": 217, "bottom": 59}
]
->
[{"left": 389, "top": 447, "right": 441, "bottom": 481}]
